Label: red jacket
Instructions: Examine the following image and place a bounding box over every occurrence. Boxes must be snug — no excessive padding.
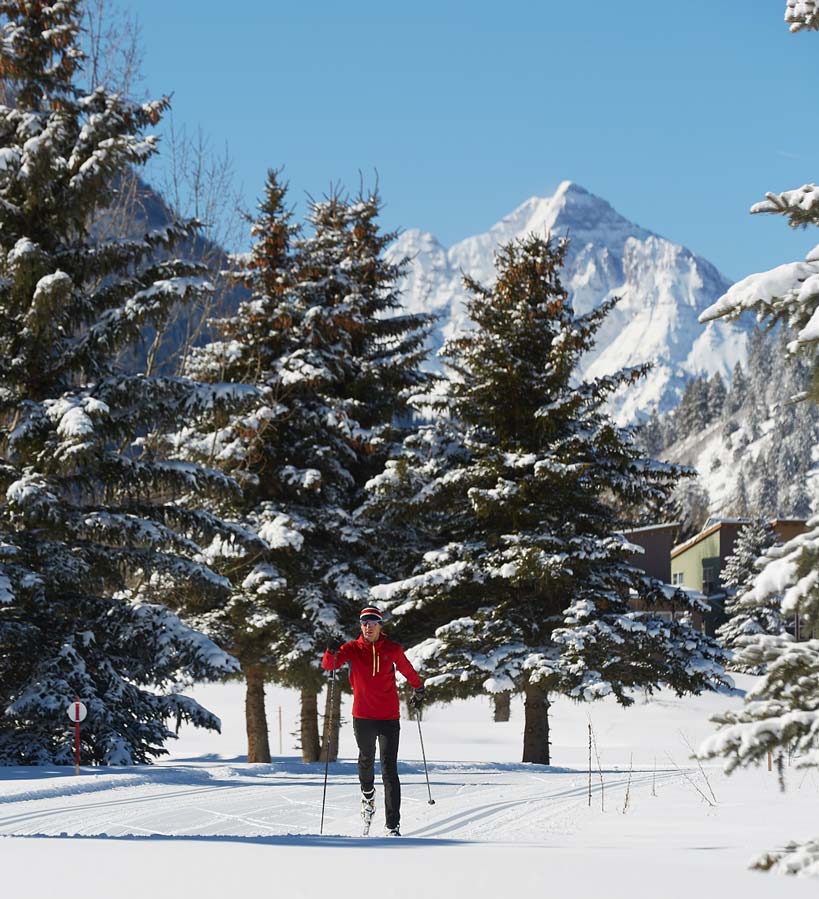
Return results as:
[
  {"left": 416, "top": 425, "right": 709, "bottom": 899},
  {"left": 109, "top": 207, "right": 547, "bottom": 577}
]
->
[{"left": 321, "top": 634, "right": 422, "bottom": 720}]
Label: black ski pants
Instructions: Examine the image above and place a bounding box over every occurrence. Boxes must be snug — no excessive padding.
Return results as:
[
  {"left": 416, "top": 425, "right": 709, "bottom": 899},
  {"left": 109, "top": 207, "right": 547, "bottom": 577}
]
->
[{"left": 353, "top": 717, "right": 401, "bottom": 829}]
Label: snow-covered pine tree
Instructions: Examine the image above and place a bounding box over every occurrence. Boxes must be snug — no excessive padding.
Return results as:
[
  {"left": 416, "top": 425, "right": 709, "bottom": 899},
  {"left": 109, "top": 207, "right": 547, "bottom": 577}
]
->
[
  {"left": 733, "top": 471, "right": 751, "bottom": 517},
  {"left": 637, "top": 408, "right": 665, "bottom": 457},
  {"left": 669, "top": 476, "right": 710, "bottom": 541},
  {"left": 698, "top": 4, "right": 819, "bottom": 877},
  {"left": 706, "top": 372, "right": 727, "bottom": 421},
  {"left": 175, "top": 176, "right": 434, "bottom": 761},
  {"left": 164, "top": 170, "right": 299, "bottom": 762},
  {"left": 367, "top": 234, "right": 727, "bottom": 765},
  {"left": 716, "top": 520, "right": 783, "bottom": 673},
  {"left": 0, "top": 1, "right": 254, "bottom": 764},
  {"left": 726, "top": 361, "right": 747, "bottom": 415}
]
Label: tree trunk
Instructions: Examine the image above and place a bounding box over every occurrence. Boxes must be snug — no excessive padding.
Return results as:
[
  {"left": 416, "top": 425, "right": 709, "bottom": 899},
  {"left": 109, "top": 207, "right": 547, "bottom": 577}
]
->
[
  {"left": 245, "top": 666, "right": 271, "bottom": 763},
  {"left": 522, "top": 681, "right": 550, "bottom": 764},
  {"left": 300, "top": 685, "right": 321, "bottom": 762},
  {"left": 319, "top": 677, "right": 341, "bottom": 763},
  {"left": 492, "top": 691, "right": 511, "bottom": 722}
]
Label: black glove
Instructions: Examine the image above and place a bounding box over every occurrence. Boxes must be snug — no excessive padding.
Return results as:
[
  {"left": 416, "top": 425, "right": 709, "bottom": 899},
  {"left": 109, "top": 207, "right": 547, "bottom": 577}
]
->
[
  {"left": 326, "top": 647, "right": 338, "bottom": 656},
  {"left": 410, "top": 686, "right": 425, "bottom": 709}
]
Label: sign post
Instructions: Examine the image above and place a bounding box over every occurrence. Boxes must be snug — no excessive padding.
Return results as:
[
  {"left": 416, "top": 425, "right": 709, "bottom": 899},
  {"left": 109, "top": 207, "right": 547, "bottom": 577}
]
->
[{"left": 66, "top": 698, "right": 87, "bottom": 775}]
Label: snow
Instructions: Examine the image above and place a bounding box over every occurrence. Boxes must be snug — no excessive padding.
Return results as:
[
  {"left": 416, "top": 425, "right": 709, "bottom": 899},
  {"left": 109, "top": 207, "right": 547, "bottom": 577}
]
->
[
  {"left": 2, "top": 678, "right": 818, "bottom": 898},
  {"left": 371, "top": 561, "right": 475, "bottom": 603},
  {"left": 0, "top": 146, "right": 18, "bottom": 171},
  {"left": 699, "top": 261, "right": 819, "bottom": 324},
  {"left": 258, "top": 513, "right": 304, "bottom": 552},
  {"left": 32, "top": 270, "right": 72, "bottom": 304},
  {"left": 787, "top": 1, "right": 819, "bottom": 32},
  {"left": 6, "top": 236, "right": 37, "bottom": 263},
  {"left": 751, "top": 183, "right": 819, "bottom": 216},
  {"left": 797, "top": 302, "right": 819, "bottom": 343},
  {"left": 389, "top": 182, "right": 747, "bottom": 424}
]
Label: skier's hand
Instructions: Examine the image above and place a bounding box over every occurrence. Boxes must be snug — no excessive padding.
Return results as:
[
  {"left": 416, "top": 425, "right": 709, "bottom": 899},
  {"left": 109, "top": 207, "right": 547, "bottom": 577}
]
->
[
  {"left": 326, "top": 647, "right": 338, "bottom": 656},
  {"left": 410, "top": 686, "right": 425, "bottom": 710}
]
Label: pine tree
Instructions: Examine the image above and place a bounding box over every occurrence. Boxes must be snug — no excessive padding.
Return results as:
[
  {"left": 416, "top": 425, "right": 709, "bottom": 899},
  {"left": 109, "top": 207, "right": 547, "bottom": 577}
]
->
[
  {"left": 706, "top": 372, "right": 727, "bottom": 421},
  {"left": 719, "top": 328, "right": 819, "bottom": 520},
  {"left": 0, "top": 1, "right": 251, "bottom": 764},
  {"left": 669, "top": 476, "right": 710, "bottom": 541},
  {"left": 165, "top": 170, "right": 302, "bottom": 762},
  {"left": 368, "top": 235, "right": 727, "bottom": 765},
  {"left": 716, "top": 520, "right": 783, "bottom": 673},
  {"left": 739, "top": 329, "right": 773, "bottom": 433},
  {"left": 726, "top": 361, "right": 747, "bottom": 414},
  {"left": 732, "top": 470, "right": 751, "bottom": 517},
  {"left": 698, "top": 5, "right": 819, "bottom": 877},
  {"left": 754, "top": 451, "right": 780, "bottom": 517},
  {"left": 174, "top": 176, "right": 434, "bottom": 761},
  {"left": 673, "top": 376, "right": 709, "bottom": 437},
  {"left": 637, "top": 408, "right": 665, "bottom": 456}
]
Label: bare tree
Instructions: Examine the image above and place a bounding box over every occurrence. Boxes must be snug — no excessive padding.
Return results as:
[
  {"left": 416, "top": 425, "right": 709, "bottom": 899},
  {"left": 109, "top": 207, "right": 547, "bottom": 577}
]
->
[
  {"left": 81, "top": 0, "right": 145, "bottom": 97},
  {"left": 73, "top": 1, "right": 247, "bottom": 376},
  {"left": 145, "top": 114, "right": 246, "bottom": 374}
]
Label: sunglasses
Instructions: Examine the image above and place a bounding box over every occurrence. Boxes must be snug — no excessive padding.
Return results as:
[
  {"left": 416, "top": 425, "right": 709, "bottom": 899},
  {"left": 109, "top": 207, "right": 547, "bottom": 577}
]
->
[{"left": 360, "top": 618, "right": 382, "bottom": 625}]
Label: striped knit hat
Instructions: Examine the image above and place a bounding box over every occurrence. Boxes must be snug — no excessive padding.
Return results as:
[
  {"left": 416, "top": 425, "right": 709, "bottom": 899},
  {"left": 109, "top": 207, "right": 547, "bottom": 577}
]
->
[{"left": 359, "top": 606, "right": 383, "bottom": 623}]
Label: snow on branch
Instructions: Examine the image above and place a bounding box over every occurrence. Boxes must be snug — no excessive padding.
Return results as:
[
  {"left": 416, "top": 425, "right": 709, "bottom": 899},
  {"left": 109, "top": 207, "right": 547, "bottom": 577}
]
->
[
  {"left": 371, "top": 560, "right": 478, "bottom": 605},
  {"left": 72, "top": 275, "right": 213, "bottom": 362},
  {"left": 786, "top": 0, "right": 819, "bottom": 31},
  {"left": 131, "top": 601, "right": 239, "bottom": 678},
  {"left": 699, "top": 261, "right": 819, "bottom": 348},
  {"left": 751, "top": 183, "right": 819, "bottom": 227},
  {"left": 741, "top": 516, "right": 819, "bottom": 616}
]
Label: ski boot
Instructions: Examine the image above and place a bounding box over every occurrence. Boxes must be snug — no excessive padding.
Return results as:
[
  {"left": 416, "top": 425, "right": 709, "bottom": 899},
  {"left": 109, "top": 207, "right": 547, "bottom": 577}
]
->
[
  {"left": 361, "top": 789, "right": 376, "bottom": 836},
  {"left": 385, "top": 825, "right": 401, "bottom": 837}
]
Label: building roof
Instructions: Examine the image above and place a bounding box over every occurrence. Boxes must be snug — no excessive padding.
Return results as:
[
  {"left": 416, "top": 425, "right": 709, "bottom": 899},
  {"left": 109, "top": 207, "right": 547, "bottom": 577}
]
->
[
  {"left": 621, "top": 522, "right": 681, "bottom": 536},
  {"left": 671, "top": 518, "right": 750, "bottom": 559},
  {"left": 670, "top": 517, "right": 809, "bottom": 559}
]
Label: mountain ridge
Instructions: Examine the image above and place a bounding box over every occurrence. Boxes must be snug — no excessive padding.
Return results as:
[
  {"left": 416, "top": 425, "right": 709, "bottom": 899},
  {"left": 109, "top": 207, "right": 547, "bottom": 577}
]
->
[{"left": 387, "top": 181, "right": 748, "bottom": 424}]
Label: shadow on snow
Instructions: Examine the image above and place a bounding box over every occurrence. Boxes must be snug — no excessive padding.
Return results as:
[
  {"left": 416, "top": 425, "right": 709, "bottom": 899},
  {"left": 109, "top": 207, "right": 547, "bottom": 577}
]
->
[{"left": 0, "top": 831, "right": 471, "bottom": 848}]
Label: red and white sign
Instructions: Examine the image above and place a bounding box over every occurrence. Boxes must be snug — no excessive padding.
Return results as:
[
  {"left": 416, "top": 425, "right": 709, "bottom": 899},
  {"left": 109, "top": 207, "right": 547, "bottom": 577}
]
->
[{"left": 66, "top": 700, "right": 87, "bottom": 723}]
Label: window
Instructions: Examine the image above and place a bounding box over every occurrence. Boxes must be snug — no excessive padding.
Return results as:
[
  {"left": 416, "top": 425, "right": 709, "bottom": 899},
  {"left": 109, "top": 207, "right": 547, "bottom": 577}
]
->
[
  {"left": 672, "top": 572, "right": 684, "bottom": 585},
  {"left": 702, "top": 557, "right": 721, "bottom": 595}
]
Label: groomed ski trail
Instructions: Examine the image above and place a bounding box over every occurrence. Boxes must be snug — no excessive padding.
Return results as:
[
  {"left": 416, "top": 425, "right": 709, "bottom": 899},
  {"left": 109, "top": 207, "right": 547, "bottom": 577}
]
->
[{"left": 0, "top": 763, "right": 686, "bottom": 841}]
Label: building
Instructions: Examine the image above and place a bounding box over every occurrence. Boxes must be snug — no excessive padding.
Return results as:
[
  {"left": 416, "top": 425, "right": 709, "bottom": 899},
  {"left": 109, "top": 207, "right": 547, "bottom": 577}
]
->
[
  {"left": 622, "top": 522, "right": 680, "bottom": 583},
  {"left": 622, "top": 522, "right": 706, "bottom": 631},
  {"left": 670, "top": 517, "right": 809, "bottom": 634},
  {"left": 670, "top": 519, "right": 748, "bottom": 596}
]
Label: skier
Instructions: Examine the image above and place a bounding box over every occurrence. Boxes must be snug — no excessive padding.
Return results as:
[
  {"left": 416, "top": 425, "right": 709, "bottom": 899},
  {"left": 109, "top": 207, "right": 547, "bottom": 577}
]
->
[{"left": 322, "top": 606, "right": 425, "bottom": 836}]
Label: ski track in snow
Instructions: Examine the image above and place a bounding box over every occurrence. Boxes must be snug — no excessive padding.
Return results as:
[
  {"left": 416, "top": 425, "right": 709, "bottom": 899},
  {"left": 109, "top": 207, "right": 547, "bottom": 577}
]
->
[
  {"left": 4, "top": 685, "right": 819, "bottom": 898},
  {"left": 0, "top": 764, "right": 684, "bottom": 842}
]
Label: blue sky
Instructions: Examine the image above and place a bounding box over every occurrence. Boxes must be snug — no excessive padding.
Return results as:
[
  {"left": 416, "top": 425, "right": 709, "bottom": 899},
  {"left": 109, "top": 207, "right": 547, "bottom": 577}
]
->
[{"left": 130, "top": 0, "right": 819, "bottom": 281}]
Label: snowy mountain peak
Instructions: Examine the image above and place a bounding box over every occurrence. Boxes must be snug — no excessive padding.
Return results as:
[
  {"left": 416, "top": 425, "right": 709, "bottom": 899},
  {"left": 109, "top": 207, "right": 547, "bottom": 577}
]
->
[{"left": 389, "top": 183, "right": 748, "bottom": 424}]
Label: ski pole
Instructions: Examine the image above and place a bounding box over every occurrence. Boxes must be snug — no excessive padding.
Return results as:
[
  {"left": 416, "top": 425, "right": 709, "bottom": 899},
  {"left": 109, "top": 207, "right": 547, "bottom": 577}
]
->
[
  {"left": 416, "top": 708, "right": 435, "bottom": 805},
  {"left": 319, "top": 666, "right": 336, "bottom": 834}
]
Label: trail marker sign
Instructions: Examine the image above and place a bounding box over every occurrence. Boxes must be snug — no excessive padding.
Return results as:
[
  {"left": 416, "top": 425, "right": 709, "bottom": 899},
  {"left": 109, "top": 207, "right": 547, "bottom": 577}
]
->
[
  {"left": 66, "top": 700, "right": 87, "bottom": 723},
  {"left": 66, "top": 698, "right": 87, "bottom": 774}
]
